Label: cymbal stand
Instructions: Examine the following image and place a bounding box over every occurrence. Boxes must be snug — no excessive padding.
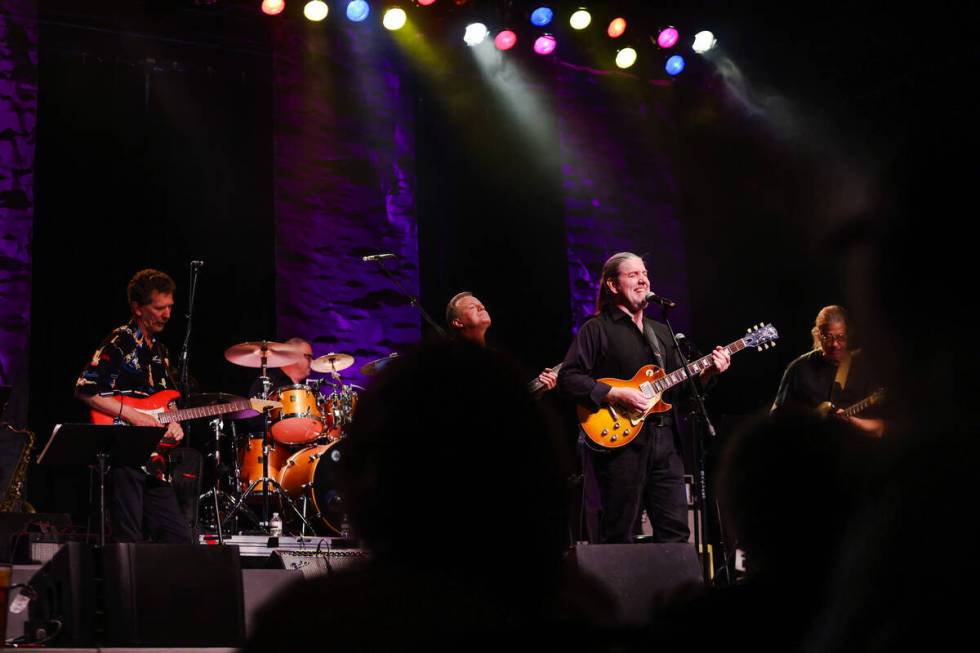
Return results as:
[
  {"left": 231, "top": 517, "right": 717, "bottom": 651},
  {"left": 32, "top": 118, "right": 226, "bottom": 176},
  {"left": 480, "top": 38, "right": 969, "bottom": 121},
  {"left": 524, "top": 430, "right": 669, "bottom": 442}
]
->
[
  {"left": 222, "top": 343, "right": 317, "bottom": 535},
  {"left": 197, "top": 416, "right": 240, "bottom": 544}
]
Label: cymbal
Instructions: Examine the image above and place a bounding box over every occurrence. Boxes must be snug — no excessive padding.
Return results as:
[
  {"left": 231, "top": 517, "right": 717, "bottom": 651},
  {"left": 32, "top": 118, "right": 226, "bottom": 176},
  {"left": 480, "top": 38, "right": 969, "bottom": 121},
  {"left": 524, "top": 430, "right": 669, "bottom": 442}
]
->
[
  {"left": 185, "top": 392, "right": 258, "bottom": 420},
  {"left": 224, "top": 340, "right": 305, "bottom": 368},
  {"left": 311, "top": 352, "right": 354, "bottom": 374},
  {"left": 360, "top": 352, "right": 399, "bottom": 376}
]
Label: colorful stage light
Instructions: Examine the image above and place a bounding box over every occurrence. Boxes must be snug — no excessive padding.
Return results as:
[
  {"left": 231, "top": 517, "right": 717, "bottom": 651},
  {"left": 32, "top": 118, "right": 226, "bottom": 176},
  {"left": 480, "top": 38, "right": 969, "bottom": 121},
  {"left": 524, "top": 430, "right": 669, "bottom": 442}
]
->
[
  {"left": 569, "top": 9, "right": 591, "bottom": 30},
  {"left": 615, "top": 47, "right": 637, "bottom": 69},
  {"left": 418, "top": 0, "right": 437, "bottom": 5},
  {"left": 530, "top": 7, "right": 553, "bottom": 27},
  {"left": 607, "top": 17, "right": 626, "bottom": 38},
  {"left": 657, "top": 27, "right": 679, "bottom": 49},
  {"left": 383, "top": 7, "right": 407, "bottom": 30},
  {"left": 533, "top": 33, "right": 556, "bottom": 55},
  {"left": 495, "top": 30, "right": 517, "bottom": 51},
  {"left": 692, "top": 31, "right": 717, "bottom": 53},
  {"left": 346, "top": 0, "right": 370, "bottom": 22},
  {"left": 304, "top": 0, "right": 329, "bottom": 21},
  {"left": 261, "top": 0, "right": 285, "bottom": 15},
  {"left": 463, "top": 23, "right": 489, "bottom": 46},
  {"left": 665, "top": 54, "right": 685, "bottom": 76}
]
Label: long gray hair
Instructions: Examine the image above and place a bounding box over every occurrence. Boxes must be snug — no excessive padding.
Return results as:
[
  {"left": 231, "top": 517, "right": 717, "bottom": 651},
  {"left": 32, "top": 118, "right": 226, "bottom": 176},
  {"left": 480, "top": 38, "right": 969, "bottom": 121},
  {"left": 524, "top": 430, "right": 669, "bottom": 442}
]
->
[{"left": 595, "top": 252, "right": 641, "bottom": 314}]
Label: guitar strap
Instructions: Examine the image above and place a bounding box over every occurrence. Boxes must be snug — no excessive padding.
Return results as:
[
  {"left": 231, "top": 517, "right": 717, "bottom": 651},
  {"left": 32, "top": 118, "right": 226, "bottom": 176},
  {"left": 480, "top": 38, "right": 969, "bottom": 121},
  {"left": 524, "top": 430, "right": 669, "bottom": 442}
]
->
[
  {"left": 642, "top": 321, "right": 666, "bottom": 368},
  {"left": 830, "top": 350, "right": 853, "bottom": 404}
]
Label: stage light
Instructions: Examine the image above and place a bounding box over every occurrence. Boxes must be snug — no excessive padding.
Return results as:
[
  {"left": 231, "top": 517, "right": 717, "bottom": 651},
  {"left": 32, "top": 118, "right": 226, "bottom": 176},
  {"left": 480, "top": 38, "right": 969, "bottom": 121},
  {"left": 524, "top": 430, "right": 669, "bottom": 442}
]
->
[
  {"left": 495, "top": 29, "right": 517, "bottom": 51},
  {"left": 346, "top": 0, "right": 370, "bottom": 21},
  {"left": 607, "top": 17, "right": 626, "bottom": 38},
  {"left": 463, "top": 23, "right": 489, "bottom": 46},
  {"left": 383, "top": 7, "right": 407, "bottom": 30},
  {"left": 657, "top": 27, "right": 679, "bottom": 49},
  {"left": 615, "top": 47, "right": 637, "bottom": 69},
  {"left": 569, "top": 9, "right": 591, "bottom": 30},
  {"left": 692, "top": 31, "right": 717, "bottom": 53},
  {"left": 261, "top": 0, "right": 285, "bottom": 15},
  {"left": 665, "top": 54, "right": 685, "bottom": 76},
  {"left": 533, "top": 33, "right": 556, "bottom": 55},
  {"left": 418, "top": 0, "right": 436, "bottom": 5},
  {"left": 530, "top": 7, "right": 553, "bottom": 27},
  {"left": 304, "top": 0, "right": 328, "bottom": 21}
]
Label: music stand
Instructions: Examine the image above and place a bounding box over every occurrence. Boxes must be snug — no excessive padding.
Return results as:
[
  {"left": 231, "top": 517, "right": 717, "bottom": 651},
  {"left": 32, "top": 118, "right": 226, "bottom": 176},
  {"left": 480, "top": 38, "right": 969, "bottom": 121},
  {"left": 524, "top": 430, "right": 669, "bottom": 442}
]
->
[{"left": 38, "top": 424, "right": 165, "bottom": 546}]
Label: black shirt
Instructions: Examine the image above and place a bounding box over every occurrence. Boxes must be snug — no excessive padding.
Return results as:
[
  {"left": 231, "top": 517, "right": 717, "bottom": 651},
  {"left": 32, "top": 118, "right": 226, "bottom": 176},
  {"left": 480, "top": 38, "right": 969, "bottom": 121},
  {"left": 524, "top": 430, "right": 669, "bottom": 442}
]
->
[
  {"left": 558, "top": 306, "right": 686, "bottom": 412},
  {"left": 772, "top": 349, "right": 882, "bottom": 417}
]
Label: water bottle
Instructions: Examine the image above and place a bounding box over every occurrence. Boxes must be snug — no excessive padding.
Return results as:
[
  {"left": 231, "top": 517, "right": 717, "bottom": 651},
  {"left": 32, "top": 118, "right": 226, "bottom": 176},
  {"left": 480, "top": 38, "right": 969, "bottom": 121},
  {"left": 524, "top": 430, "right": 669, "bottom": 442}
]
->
[{"left": 269, "top": 512, "right": 282, "bottom": 537}]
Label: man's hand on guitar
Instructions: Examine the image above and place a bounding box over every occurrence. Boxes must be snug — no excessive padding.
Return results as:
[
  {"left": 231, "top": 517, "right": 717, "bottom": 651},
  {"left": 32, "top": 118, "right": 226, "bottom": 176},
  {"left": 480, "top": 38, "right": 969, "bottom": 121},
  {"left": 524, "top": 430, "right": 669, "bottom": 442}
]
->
[
  {"left": 538, "top": 368, "right": 558, "bottom": 391},
  {"left": 702, "top": 346, "right": 732, "bottom": 379},
  {"left": 122, "top": 405, "right": 162, "bottom": 428},
  {"left": 606, "top": 386, "right": 652, "bottom": 413}
]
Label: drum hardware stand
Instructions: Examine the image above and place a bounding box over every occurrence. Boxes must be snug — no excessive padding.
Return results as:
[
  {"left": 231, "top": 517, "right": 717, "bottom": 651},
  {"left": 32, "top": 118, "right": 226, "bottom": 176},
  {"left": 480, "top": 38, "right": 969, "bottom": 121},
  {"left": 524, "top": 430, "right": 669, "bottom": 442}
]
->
[
  {"left": 221, "top": 343, "right": 317, "bottom": 536},
  {"left": 197, "top": 416, "right": 243, "bottom": 544}
]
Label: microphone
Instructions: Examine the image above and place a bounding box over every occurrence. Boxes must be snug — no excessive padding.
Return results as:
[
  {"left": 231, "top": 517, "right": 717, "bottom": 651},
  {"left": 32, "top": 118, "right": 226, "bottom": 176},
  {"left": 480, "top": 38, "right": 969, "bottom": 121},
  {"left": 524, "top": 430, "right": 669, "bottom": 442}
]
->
[
  {"left": 644, "top": 290, "right": 677, "bottom": 309},
  {"left": 362, "top": 253, "right": 397, "bottom": 262},
  {"left": 190, "top": 260, "right": 204, "bottom": 269}
]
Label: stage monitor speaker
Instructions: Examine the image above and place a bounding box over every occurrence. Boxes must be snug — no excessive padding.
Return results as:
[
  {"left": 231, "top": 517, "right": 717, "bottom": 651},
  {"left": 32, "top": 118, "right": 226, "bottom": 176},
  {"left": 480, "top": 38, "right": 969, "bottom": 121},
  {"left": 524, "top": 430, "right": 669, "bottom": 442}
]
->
[
  {"left": 24, "top": 541, "right": 97, "bottom": 646},
  {"left": 101, "top": 543, "right": 246, "bottom": 647},
  {"left": 571, "top": 543, "right": 703, "bottom": 626}
]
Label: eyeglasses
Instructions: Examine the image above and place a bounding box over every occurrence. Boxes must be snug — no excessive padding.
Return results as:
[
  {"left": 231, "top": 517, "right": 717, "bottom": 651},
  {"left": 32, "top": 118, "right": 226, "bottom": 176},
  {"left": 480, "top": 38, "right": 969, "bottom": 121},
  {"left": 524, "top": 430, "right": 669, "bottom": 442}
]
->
[{"left": 819, "top": 333, "right": 848, "bottom": 344}]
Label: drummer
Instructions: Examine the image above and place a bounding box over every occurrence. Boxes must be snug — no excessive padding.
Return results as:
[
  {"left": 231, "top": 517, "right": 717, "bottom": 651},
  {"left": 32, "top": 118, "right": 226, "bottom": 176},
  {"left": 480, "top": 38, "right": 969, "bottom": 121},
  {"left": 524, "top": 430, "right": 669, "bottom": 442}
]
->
[{"left": 248, "top": 337, "right": 313, "bottom": 399}]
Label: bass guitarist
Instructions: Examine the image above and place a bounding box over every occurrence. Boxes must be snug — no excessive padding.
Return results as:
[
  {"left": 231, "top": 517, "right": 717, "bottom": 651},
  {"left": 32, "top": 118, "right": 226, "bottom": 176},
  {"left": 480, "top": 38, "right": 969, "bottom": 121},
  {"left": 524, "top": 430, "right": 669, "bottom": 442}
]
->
[
  {"left": 75, "top": 268, "right": 193, "bottom": 543},
  {"left": 558, "top": 252, "right": 731, "bottom": 544}
]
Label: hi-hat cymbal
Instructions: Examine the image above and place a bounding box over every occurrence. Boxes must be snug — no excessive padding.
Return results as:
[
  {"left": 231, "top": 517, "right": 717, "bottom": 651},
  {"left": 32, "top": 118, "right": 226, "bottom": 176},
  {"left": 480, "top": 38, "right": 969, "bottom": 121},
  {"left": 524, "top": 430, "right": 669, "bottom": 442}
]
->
[
  {"left": 311, "top": 352, "right": 354, "bottom": 374},
  {"left": 186, "top": 392, "right": 258, "bottom": 420},
  {"left": 360, "top": 352, "right": 399, "bottom": 376},
  {"left": 224, "top": 340, "right": 305, "bottom": 368}
]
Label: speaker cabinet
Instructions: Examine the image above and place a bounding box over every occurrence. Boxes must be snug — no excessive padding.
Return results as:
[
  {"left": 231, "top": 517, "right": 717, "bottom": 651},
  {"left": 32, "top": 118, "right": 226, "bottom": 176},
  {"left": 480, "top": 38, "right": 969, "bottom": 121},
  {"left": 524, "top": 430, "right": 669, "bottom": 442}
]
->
[{"left": 570, "top": 543, "right": 703, "bottom": 626}]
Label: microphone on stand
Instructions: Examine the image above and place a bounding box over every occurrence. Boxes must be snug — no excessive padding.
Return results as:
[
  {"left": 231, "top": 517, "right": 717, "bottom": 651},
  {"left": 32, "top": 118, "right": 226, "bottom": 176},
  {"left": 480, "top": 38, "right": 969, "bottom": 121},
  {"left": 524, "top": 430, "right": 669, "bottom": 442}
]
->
[
  {"left": 644, "top": 290, "right": 677, "bottom": 309},
  {"left": 362, "top": 253, "right": 397, "bottom": 262},
  {"left": 191, "top": 260, "right": 205, "bottom": 269}
]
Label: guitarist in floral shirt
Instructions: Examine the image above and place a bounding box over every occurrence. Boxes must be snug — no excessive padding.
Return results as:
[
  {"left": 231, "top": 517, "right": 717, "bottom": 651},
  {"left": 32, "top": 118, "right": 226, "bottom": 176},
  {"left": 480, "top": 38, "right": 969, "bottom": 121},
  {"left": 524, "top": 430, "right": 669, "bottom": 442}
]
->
[{"left": 75, "top": 269, "right": 192, "bottom": 543}]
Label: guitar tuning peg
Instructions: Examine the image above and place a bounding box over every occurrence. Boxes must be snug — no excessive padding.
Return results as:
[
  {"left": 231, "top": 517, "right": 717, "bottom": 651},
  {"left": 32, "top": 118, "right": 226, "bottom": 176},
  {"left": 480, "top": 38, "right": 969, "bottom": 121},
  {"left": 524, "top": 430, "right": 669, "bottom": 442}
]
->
[
  {"left": 757, "top": 346, "right": 762, "bottom": 352},
  {"left": 758, "top": 322, "right": 763, "bottom": 328}
]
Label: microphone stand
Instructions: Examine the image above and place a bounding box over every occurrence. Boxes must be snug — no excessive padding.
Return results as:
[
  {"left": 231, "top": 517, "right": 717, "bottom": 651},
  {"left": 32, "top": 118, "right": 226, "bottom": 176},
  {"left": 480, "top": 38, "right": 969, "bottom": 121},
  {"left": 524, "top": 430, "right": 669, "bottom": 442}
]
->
[
  {"left": 659, "top": 305, "right": 731, "bottom": 586},
  {"left": 370, "top": 257, "right": 447, "bottom": 339},
  {"left": 178, "top": 263, "right": 202, "bottom": 400}
]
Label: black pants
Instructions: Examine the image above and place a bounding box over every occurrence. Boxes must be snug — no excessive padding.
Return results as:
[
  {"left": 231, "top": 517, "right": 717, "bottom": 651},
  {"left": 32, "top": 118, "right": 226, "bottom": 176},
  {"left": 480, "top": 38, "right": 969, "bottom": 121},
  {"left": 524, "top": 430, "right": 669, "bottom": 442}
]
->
[
  {"left": 110, "top": 466, "right": 194, "bottom": 543},
  {"left": 589, "top": 425, "right": 689, "bottom": 544}
]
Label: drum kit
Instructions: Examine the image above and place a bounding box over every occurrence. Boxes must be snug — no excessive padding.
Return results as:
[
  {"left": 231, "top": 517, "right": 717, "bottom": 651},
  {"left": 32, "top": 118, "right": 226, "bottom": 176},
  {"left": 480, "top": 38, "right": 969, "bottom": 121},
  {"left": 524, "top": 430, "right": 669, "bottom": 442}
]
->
[{"left": 194, "top": 339, "right": 397, "bottom": 540}]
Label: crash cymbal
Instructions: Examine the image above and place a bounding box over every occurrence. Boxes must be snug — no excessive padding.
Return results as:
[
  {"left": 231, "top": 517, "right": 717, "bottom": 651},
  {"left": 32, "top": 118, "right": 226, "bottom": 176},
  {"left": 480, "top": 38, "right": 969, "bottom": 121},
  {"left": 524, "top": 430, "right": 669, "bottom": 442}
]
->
[
  {"left": 185, "top": 392, "right": 258, "bottom": 420},
  {"left": 360, "top": 352, "right": 399, "bottom": 376},
  {"left": 224, "top": 340, "right": 305, "bottom": 368},
  {"left": 311, "top": 352, "right": 354, "bottom": 374}
]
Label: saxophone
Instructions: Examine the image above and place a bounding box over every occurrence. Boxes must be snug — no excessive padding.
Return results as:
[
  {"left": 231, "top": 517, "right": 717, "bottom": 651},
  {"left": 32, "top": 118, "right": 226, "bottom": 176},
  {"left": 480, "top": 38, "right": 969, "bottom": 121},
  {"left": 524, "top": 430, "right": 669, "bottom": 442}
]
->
[{"left": 1, "top": 423, "right": 35, "bottom": 512}]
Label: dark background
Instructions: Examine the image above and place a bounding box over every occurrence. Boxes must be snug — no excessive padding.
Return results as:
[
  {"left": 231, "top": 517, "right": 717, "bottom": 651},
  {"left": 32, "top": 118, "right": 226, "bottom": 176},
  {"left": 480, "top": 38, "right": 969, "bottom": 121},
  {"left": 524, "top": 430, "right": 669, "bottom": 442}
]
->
[{"left": 21, "top": 1, "right": 971, "bottom": 520}]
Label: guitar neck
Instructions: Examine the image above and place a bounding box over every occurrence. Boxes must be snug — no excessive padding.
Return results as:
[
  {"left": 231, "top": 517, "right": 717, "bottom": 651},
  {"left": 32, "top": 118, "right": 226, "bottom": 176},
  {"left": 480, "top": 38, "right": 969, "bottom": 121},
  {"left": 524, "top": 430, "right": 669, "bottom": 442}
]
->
[
  {"left": 840, "top": 391, "right": 883, "bottom": 418},
  {"left": 528, "top": 363, "right": 563, "bottom": 394},
  {"left": 156, "top": 400, "right": 253, "bottom": 424},
  {"left": 651, "top": 338, "right": 749, "bottom": 394}
]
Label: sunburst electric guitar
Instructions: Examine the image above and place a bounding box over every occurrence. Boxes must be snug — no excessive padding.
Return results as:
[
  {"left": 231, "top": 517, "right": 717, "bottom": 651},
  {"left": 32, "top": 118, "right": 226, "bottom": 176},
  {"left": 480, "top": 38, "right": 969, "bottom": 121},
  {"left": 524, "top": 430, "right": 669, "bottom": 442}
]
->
[
  {"left": 90, "top": 389, "right": 280, "bottom": 481},
  {"left": 579, "top": 323, "right": 779, "bottom": 449}
]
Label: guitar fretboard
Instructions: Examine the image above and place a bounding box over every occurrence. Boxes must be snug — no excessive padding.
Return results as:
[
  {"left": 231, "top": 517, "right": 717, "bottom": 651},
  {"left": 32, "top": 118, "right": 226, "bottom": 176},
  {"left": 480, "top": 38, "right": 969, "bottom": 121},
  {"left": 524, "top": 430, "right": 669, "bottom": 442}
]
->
[
  {"left": 649, "top": 339, "right": 748, "bottom": 394},
  {"left": 156, "top": 400, "right": 253, "bottom": 424},
  {"left": 841, "top": 390, "right": 885, "bottom": 418}
]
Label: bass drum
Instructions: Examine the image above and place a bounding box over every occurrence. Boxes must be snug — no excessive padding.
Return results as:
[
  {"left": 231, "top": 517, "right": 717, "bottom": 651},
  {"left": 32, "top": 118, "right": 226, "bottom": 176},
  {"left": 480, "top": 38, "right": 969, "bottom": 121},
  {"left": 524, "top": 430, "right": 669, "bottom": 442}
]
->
[{"left": 277, "top": 440, "right": 348, "bottom": 535}]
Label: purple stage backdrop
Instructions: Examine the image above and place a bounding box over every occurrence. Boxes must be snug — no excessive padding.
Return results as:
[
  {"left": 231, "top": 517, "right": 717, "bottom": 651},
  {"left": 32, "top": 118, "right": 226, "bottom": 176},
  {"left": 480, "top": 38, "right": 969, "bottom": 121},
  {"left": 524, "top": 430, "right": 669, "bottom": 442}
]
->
[
  {"left": 273, "top": 26, "right": 419, "bottom": 389},
  {"left": 555, "top": 69, "right": 691, "bottom": 334},
  {"left": 0, "top": 0, "right": 36, "bottom": 426}
]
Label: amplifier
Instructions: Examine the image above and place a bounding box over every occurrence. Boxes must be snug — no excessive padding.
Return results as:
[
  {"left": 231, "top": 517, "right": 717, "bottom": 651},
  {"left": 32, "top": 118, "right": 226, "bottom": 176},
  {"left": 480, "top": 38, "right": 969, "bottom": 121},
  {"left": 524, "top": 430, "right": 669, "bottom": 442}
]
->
[{"left": 268, "top": 548, "right": 370, "bottom": 578}]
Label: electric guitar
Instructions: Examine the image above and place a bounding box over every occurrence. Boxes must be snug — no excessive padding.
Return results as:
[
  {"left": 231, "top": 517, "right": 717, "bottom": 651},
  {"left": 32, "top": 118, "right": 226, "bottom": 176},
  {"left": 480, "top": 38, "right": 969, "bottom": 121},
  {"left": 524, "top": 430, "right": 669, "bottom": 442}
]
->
[
  {"left": 90, "top": 389, "right": 280, "bottom": 481},
  {"left": 816, "top": 387, "right": 886, "bottom": 420},
  {"left": 579, "top": 323, "right": 779, "bottom": 449}
]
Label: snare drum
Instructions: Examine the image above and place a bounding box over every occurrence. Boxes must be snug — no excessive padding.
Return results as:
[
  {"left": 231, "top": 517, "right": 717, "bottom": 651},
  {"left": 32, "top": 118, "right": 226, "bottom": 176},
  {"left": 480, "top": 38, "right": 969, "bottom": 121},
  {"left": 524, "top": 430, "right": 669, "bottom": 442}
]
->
[
  {"left": 268, "top": 384, "right": 324, "bottom": 444},
  {"left": 238, "top": 436, "right": 289, "bottom": 495},
  {"left": 278, "top": 440, "right": 347, "bottom": 534}
]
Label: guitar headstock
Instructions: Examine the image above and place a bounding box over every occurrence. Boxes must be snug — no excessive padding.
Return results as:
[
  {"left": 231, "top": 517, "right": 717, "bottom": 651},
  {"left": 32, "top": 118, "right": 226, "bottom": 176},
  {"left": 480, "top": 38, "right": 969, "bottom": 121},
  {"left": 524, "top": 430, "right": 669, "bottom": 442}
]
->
[
  {"left": 744, "top": 323, "right": 779, "bottom": 351},
  {"left": 249, "top": 398, "right": 282, "bottom": 411}
]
